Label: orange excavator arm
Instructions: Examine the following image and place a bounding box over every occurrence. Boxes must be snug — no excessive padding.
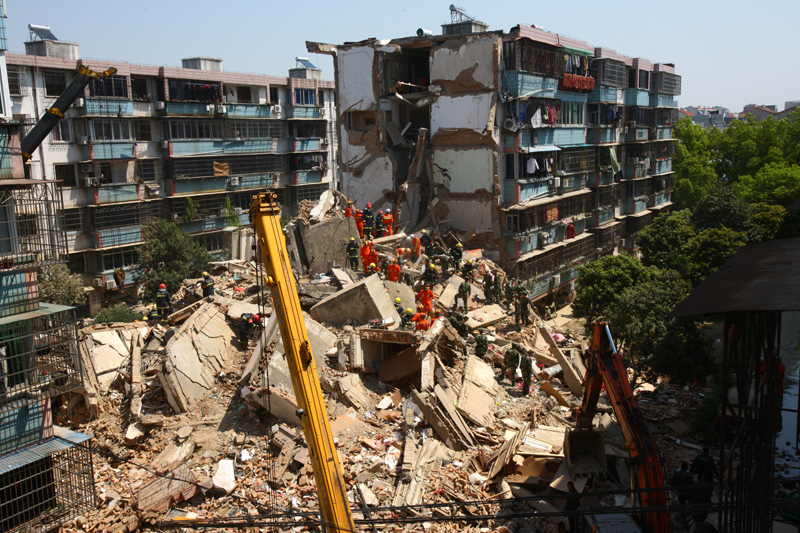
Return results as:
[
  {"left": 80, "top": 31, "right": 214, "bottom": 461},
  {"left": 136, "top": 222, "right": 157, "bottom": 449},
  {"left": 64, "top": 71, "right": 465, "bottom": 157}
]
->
[{"left": 569, "top": 322, "right": 669, "bottom": 532}]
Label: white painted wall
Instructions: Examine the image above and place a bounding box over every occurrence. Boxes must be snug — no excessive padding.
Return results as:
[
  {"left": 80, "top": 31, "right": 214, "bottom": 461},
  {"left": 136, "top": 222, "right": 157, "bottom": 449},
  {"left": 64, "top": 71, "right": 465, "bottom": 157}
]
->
[
  {"left": 440, "top": 197, "right": 493, "bottom": 233},
  {"left": 342, "top": 155, "right": 393, "bottom": 208},
  {"left": 432, "top": 147, "right": 494, "bottom": 193},
  {"left": 431, "top": 94, "right": 492, "bottom": 135},
  {"left": 337, "top": 46, "right": 378, "bottom": 111},
  {"left": 430, "top": 37, "right": 496, "bottom": 89}
]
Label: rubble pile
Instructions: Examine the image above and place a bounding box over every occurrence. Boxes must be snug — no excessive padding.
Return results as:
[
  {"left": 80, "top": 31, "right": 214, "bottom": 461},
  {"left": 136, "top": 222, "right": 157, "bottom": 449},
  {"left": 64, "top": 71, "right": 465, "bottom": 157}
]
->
[{"left": 55, "top": 197, "right": 730, "bottom": 532}]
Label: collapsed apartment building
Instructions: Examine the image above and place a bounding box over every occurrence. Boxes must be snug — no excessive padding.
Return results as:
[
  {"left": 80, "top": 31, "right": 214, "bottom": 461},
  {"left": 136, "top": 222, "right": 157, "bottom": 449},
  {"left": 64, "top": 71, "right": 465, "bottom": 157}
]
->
[{"left": 308, "top": 8, "right": 679, "bottom": 303}]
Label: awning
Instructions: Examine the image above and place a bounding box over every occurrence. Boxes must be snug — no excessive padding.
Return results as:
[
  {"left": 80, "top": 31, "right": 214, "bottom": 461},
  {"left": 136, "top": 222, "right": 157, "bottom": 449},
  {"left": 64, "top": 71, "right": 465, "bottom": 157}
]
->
[
  {"left": 521, "top": 145, "right": 561, "bottom": 153},
  {"left": 506, "top": 188, "right": 591, "bottom": 211},
  {"left": 559, "top": 45, "right": 592, "bottom": 56},
  {"left": 0, "top": 427, "right": 92, "bottom": 475}
]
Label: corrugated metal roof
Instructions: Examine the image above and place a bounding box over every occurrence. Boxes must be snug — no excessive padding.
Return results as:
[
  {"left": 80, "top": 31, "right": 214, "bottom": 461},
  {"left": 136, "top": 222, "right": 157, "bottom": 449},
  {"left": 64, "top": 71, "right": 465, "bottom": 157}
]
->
[
  {"left": 0, "top": 302, "right": 75, "bottom": 327},
  {"left": 506, "top": 188, "right": 591, "bottom": 211},
  {"left": 671, "top": 237, "right": 800, "bottom": 316},
  {"left": 0, "top": 427, "right": 92, "bottom": 475}
]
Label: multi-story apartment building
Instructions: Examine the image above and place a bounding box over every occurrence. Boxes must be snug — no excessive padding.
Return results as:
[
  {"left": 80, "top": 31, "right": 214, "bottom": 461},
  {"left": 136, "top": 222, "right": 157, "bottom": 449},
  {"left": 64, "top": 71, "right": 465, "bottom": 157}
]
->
[
  {"left": 9, "top": 28, "right": 336, "bottom": 314},
  {"left": 309, "top": 12, "right": 679, "bottom": 303},
  {"left": 0, "top": 11, "right": 95, "bottom": 532}
]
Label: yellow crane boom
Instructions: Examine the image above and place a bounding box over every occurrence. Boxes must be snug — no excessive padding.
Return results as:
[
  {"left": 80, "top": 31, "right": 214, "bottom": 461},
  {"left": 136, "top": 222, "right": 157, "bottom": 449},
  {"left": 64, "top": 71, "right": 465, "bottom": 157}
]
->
[{"left": 250, "top": 192, "right": 355, "bottom": 532}]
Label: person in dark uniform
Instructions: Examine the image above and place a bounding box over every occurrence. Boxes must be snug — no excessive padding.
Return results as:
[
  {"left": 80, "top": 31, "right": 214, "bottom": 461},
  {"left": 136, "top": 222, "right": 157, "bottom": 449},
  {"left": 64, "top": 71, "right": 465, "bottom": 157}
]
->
[
  {"left": 374, "top": 211, "right": 385, "bottom": 238},
  {"left": 362, "top": 202, "right": 374, "bottom": 239},
  {"left": 475, "top": 328, "right": 488, "bottom": 360},
  {"left": 155, "top": 283, "right": 171, "bottom": 321},
  {"left": 238, "top": 313, "right": 260, "bottom": 346},
  {"left": 201, "top": 271, "right": 215, "bottom": 298},
  {"left": 346, "top": 237, "right": 360, "bottom": 270},
  {"left": 147, "top": 304, "right": 161, "bottom": 322},
  {"left": 400, "top": 308, "right": 414, "bottom": 330},
  {"left": 113, "top": 268, "right": 126, "bottom": 291},
  {"left": 564, "top": 481, "right": 581, "bottom": 533}
]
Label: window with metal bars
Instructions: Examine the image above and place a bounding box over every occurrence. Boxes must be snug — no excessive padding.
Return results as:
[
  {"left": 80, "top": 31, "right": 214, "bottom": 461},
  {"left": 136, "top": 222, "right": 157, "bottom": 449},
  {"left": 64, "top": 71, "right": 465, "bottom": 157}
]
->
[
  {"left": 91, "top": 119, "right": 132, "bottom": 141},
  {"left": 63, "top": 208, "right": 82, "bottom": 232},
  {"left": 89, "top": 75, "right": 128, "bottom": 98},
  {"left": 136, "top": 160, "right": 160, "bottom": 181},
  {"left": 100, "top": 246, "right": 138, "bottom": 272},
  {"left": 131, "top": 77, "right": 149, "bottom": 101},
  {"left": 49, "top": 120, "right": 71, "bottom": 143},
  {"left": 7, "top": 65, "right": 22, "bottom": 95},
  {"left": 168, "top": 155, "right": 285, "bottom": 178},
  {"left": 559, "top": 150, "right": 595, "bottom": 174},
  {"left": 562, "top": 235, "right": 595, "bottom": 264},
  {"left": 652, "top": 72, "right": 681, "bottom": 95},
  {"left": 55, "top": 164, "right": 78, "bottom": 187},
  {"left": 294, "top": 183, "right": 330, "bottom": 204},
  {"left": 518, "top": 43, "right": 562, "bottom": 77},
  {"left": 519, "top": 247, "right": 562, "bottom": 279},
  {"left": 93, "top": 202, "right": 160, "bottom": 230},
  {"left": 591, "top": 59, "right": 627, "bottom": 88},
  {"left": 44, "top": 71, "right": 66, "bottom": 96},
  {"left": 168, "top": 79, "right": 221, "bottom": 102},
  {"left": 227, "top": 120, "right": 285, "bottom": 139},
  {"left": 167, "top": 119, "right": 221, "bottom": 139}
]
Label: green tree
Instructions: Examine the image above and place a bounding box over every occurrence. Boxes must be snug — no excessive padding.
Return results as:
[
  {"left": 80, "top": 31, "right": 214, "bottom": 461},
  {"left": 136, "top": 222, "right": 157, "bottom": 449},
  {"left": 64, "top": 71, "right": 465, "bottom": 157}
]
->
[
  {"left": 572, "top": 254, "right": 658, "bottom": 327},
  {"left": 685, "top": 227, "right": 747, "bottom": 287},
  {"left": 673, "top": 117, "right": 719, "bottom": 209},
  {"left": 137, "top": 219, "right": 211, "bottom": 299},
  {"left": 185, "top": 197, "right": 198, "bottom": 221},
  {"left": 747, "top": 203, "right": 786, "bottom": 243},
  {"left": 735, "top": 163, "right": 800, "bottom": 207},
  {"left": 690, "top": 187, "right": 751, "bottom": 233},
  {"left": 37, "top": 264, "right": 87, "bottom": 307},
  {"left": 94, "top": 304, "right": 142, "bottom": 324},
  {"left": 224, "top": 196, "right": 241, "bottom": 227},
  {"left": 637, "top": 210, "right": 696, "bottom": 277}
]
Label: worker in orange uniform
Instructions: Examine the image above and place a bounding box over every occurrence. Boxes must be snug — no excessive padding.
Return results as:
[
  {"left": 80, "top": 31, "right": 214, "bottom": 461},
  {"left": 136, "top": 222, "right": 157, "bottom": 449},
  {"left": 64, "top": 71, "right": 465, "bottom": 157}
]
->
[
  {"left": 382, "top": 211, "right": 394, "bottom": 236},
  {"left": 344, "top": 200, "right": 353, "bottom": 218},
  {"left": 387, "top": 259, "right": 402, "bottom": 283},
  {"left": 367, "top": 241, "right": 380, "bottom": 271},
  {"left": 415, "top": 314, "right": 431, "bottom": 331},
  {"left": 396, "top": 247, "right": 407, "bottom": 261},
  {"left": 354, "top": 209, "right": 364, "bottom": 238},
  {"left": 410, "top": 234, "right": 422, "bottom": 260},
  {"left": 360, "top": 240, "right": 372, "bottom": 271},
  {"left": 366, "top": 262, "right": 379, "bottom": 276},
  {"left": 417, "top": 284, "right": 435, "bottom": 313},
  {"left": 411, "top": 305, "right": 428, "bottom": 327}
]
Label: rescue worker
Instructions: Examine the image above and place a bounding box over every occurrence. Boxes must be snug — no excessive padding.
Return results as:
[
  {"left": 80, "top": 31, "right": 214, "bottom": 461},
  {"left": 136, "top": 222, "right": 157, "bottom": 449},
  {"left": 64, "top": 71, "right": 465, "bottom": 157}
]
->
[
  {"left": 113, "top": 268, "right": 125, "bottom": 291},
  {"left": 387, "top": 259, "right": 402, "bottom": 283},
  {"left": 400, "top": 308, "right": 414, "bottom": 330},
  {"left": 346, "top": 237, "right": 360, "bottom": 270},
  {"left": 417, "top": 284, "right": 435, "bottom": 313},
  {"left": 367, "top": 241, "right": 379, "bottom": 271},
  {"left": 450, "top": 242, "right": 463, "bottom": 270},
  {"left": 362, "top": 202, "right": 374, "bottom": 239},
  {"left": 455, "top": 280, "right": 471, "bottom": 312},
  {"left": 493, "top": 275, "right": 504, "bottom": 304},
  {"left": 344, "top": 200, "right": 353, "bottom": 218},
  {"left": 201, "top": 271, "right": 215, "bottom": 298},
  {"left": 475, "top": 328, "right": 489, "bottom": 360},
  {"left": 483, "top": 270, "right": 495, "bottom": 304},
  {"left": 410, "top": 234, "right": 422, "bottom": 260},
  {"left": 355, "top": 208, "right": 364, "bottom": 238},
  {"left": 516, "top": 291, "right": 532, "bottom": 326},
  {"left": 374, "top": 210, "right": 385, "bottom": 238},
  {"left": 519, "top": 349, "right": 533, "bottom": 395},
  {"left": 461, "top": 259, "right": 476, "bottom": 280},
  {"left": 366, "top": 262, "right": 379, "bottom": 276},
  {"left": 504, "top": 277, "right": 516, "bottom": 306},
  {"left": 415, "top": 314, "right": 431, "bottom": 331},
  {"left": 147, "top": 304, "right": 161, "bottom": 322},
  {"left": 420, "top": 229, "right": 434, "bottom": 256},
  {"left": 360, "top": 240, "right": 372, "bottom": 273},
  {"left": 504, "top": 343, "right": 520, "bottom": 382},
  {"left": 394, "top": 297, "right": 404, "bottom": 315},
  {"left": 155, "top": 283, "right": 171, "bottom": 321},
  {"left": 382, "top": 210, "right": 394, "bottom": 236},
  {"left": 423, "top": 262, "right": 438, "bottom": 285},
  {"left": 448, "top": 310, "right": 469, "bottom": 338},
  {"left": 237, "top": 313, "right": 260, "bottom": 346}
]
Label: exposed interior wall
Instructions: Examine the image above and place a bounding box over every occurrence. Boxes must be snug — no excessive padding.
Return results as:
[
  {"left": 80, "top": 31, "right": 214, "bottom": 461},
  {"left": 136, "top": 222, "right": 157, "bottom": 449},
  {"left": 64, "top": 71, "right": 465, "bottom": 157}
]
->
[{"left": 431, "top": 147, "right": 494, "bottom": 194}]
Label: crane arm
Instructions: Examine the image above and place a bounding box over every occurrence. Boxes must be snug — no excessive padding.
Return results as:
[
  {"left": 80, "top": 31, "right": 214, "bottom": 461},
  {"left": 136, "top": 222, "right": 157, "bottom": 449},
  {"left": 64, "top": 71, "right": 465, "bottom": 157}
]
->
[
  {"left": 250, "top": 192, "right": 355, "bottom": 532},
  {"left": 21, "top": 66, "right": 117, "bottom": 162},
  {"left": 574, "top": 322, "right": 669, "bottom": 532}
]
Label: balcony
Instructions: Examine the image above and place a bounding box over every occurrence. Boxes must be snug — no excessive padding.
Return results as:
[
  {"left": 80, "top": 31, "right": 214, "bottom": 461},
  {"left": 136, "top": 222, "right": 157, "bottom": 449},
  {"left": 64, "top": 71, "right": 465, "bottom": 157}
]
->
[
  {"left": 586, "top": 172, "right": 615, "bottom": 187},
  {"left": 624, "top": 89, "right": 650, "bottom": 107},
  {"left": 226, "top": 103, "right": 273, "bottom": 119},
  {"left": 178, "top": 213, "right": 249, "bottom": 234},
  {"left": 590, "top": 220, "right": 622, "bottom": 253},
  {"left": 0, "top": 268, "right": 38, "bottom": 317},
  {"left": 624, "top": 197, "right": 650, "bottom": 215},
  {"left": 89, "top": 183, "right": 141, "bottom": 204},
  {"left": 161, "top": 101, "right": 215, "bottom": 116},
  {"left": 74, "top": 98, "right": 134, "bottom": 117},
  {"left": 293, "top": 170, "right": 323, "bottom": 184},
  {"left": 588, "top": 206, "right": 616, "bottom": 228},
  {"left": 650, "top": 191, "right": 672, "bottom": 208},
  {"left": 553, "top": 127, "right": 587, "bottom": 146},
  {"left": 286, "top": 106, "right": 324, "bottom": 119},
  {"left": 625, "top": 210, "right": 654, "bottom": 234},
  {"left": 651, "top": 126, "right": 672, "bottom": 140},
  {"left": 167, "top": 139, "right": 276, "bottom": 157},
  {"left": 624, "top": 127, "right": 650, "bottom": 143},
  {"left": 588, "top": 85, "right": 623, "bottom": 104},
  {"left": 168, "top": 173, "right": 278, "bottom": 196},
  {"left": 558, "top": 73, "right": 595, "bottom": 93},
  {"left": 92, "top": 225, "right": 143, "bottom": 249},
  {"left": 587, "top": 127, "right": 617, "bottom": 144},
  {"left": 650, "top": 94, "right": 677, "bottom": 108},
  {"left": 290, "top": 138, "right": 322, "bottom": 152},
  {"left": 519, "top": 128, "right": 555, "bottom": 146},
  {"left": 82, "top": 142, "right": 137, "bottom": 160},
  {"left": 503, "top": 71, "right": 558, "bottom": 100},
  {"left": 652, "top": 159, "right": 672, "bottom": 174},
  {"left": 504, "top": 178, "right": 553, "bottom": 204}
]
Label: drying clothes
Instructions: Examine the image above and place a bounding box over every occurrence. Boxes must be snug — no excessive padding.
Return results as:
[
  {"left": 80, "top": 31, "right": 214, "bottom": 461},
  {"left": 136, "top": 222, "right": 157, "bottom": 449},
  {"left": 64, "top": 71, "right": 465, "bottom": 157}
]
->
[
  {"left": 565, "top": 224, "right": 576, "bottom": 239},
  {"left": 608, "top": 107, "right": 617, "bottom": 121},
  {"left": 526, "top": 158, "right": 539, "bottom": 174},
  {"left": 609, "top": 147, "right": 620, "bottom": 173},
  {"left": 553, "top": 176, "right": 561, "bottom": 188},
  {"left": 530, "top": 108, "right": 543, "bottom": 129}
]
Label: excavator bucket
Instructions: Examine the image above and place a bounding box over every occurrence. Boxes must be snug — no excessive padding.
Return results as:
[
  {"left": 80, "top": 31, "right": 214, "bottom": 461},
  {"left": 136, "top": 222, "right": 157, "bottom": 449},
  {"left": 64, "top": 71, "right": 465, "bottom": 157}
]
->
[{"left": 564, "top": 429, "right": 607, "bottom": 475}]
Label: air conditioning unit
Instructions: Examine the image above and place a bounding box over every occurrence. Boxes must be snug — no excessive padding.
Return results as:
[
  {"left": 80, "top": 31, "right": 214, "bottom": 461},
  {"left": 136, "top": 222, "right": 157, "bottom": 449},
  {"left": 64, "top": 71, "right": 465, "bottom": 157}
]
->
[
  {"left": 105, "top": 279, "right": 117, "bottom": 290},
  {"left": 73, "top": 98, "right": 85, "bottom": 108},
  {"left": 82, "top": 177, "right": 94, "bottom": 187},
  {"left": 155, "top": 101, "right": 166, "bottom": 110},
  {"left": 503, "top": 118, "right": 520, "bottom": 132},
  {"left": 229, "top": 176, "right": 240, "bottom": 186},
  {"left": 76, "top": 136, "right": 89, "bottom": 145},
  {"left": 272, "top": 104, "right": 282, "bottom": 114},
  {"left": 234, "top": 207, "right": 244, "bottom": 216},
  {"left": 216, "top": 104, "right": 227, "bottom": 115},
  {"left": 80, "top": 162, "right": 93, "bottom": 173},
  {"left": 171, "top": 212, "right": 180, "bottom": 222},
  {"left": 92, "top": 277, "right": 104, "bottom": 287},
  {"left": 160, "top": 140, "right": 169, "bottom": 149},
  {"left": 627, "top": 157, "right": 639, "bottom": 165},
  {"left": 319, "top": 108, "right": 326, "bottom": 117},
  {"left": 320, "top": 138, "right": 328, "bottom": 147}
]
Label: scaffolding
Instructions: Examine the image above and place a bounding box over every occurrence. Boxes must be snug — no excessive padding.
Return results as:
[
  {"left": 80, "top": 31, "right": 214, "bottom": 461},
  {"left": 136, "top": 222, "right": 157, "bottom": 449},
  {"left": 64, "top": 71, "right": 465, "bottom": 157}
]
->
[
  {"left": 0, "top": 304, "right": 82, "bottom": 413},
  {"left": 0, "top": 181, "right": 68, "bottom": 273},
  {"left": 0, "top": 427, "right": 95, "bottom": 533}
]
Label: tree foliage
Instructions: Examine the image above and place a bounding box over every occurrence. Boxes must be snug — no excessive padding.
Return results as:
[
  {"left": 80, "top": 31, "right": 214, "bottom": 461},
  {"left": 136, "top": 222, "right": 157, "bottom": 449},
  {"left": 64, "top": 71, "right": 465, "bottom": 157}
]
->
[
  {"left": 673, "top": 117, "right": 719, "bottom": 209},
  {"left": 94, "top": 304, "right": 142, "bottom": 324},
  {"left": 690, "top": 187, "right": 751, "bottom": 233},
  {"left": 137, "top": 219, "right": 211, "bottom": 300},
  {"left": 637, "top": 210, "right": 696, "bottom": 277},
  {"left": 684, "top": 227, "right": 747, "bottom": 287},
  {"left": 747, "top": 203, "right": 786, "bottom": 243},
  {"left": 736, "top": 163, "right": 800, "bottom": 207},
  {"left": 37, "top": 264, "right": 87, "bottom": 307}
]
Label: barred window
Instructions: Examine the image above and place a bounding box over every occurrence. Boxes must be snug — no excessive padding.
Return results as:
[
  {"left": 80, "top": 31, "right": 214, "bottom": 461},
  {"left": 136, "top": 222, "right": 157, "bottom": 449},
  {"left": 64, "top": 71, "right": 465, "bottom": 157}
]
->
[
  {"left": 89, "top": 75, "right": 128, "bottom": 98},
  {"left": 44, "top": 71, "right": 66, "bottom": 96},
  {"left": 54, "top": 164, "right": 77, "bottom": 187},
  {"left": 7, "top": 66, "right": 22, "bottom": 95}
]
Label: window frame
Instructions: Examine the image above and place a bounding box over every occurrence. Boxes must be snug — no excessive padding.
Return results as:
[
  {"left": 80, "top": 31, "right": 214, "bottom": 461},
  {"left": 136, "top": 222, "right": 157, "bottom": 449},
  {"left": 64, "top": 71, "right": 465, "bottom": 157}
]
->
[
  {"left": 294, "top": 88, "right": 315, "bottom": 106},
  {"left": 43, "top": 71, "right": 67, "bottom": 97}
]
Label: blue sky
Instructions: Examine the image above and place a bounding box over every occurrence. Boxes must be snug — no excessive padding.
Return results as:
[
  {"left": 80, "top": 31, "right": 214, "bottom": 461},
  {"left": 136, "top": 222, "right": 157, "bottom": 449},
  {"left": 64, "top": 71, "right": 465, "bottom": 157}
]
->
[{"left": 6, "top": 0, "right": 799, "bottom": 112}]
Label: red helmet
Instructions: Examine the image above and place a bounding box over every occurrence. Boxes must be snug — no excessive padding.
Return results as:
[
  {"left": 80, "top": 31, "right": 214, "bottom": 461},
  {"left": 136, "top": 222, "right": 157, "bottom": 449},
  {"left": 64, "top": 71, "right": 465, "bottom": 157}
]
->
[
  {"left": 254, "top": 314, "right": 260, "bottom": 322},
  {"left": 366, "top": 202, "right": 372, "bottom": 208},
  {"left": 159, "top": 283, "right": 166, "bottom": 290},
  {"left": 378, "top": 210, "right": 383, "bottom": 214}
]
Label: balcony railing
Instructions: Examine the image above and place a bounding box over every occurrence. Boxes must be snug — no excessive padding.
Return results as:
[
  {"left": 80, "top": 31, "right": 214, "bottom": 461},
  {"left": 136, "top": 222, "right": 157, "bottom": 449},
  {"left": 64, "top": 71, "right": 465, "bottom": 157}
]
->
[
  {"left": 650, "top": 94, "right": 677, "bottom": 108},
  {"left": 286, "top": 106, "right": 324, "bottom": 119},
  {"left": 168, "top": 173, "right": 278, "bottom": 196},
  {"left": 293, "top": 170, "right": 323, "bottom": 184},
  {"left": 89, "top": 183, "right": 141, "bottom": 204},
  {"left": 83, "top": 142, "right": 137, "bottom": 160},
  {"left": 624, "top": 89, "right": 650, "bottom": 107},
  {"left": 92, "top": 226, "right": 143, "bottom": 249},
  {"left": 74, "top": 98, "right": 134, "bottom": 117},
  {"left": 503, "top": 71, "right": 558, "bottom": 100},
  {"left": 168, "top": 139, "right": 276, "bottom": 157},
  {"left": 588, "top": 85, "right": 623, "bottom": 104},
  {"left": 226, "top": 103, "right": 273, "bottom": 119},
  {"left": 291, "top": 138, "right": 322, "bottom": 152},
  {"left": 162, "top": 101, "right": 215, "bottom": 116}
]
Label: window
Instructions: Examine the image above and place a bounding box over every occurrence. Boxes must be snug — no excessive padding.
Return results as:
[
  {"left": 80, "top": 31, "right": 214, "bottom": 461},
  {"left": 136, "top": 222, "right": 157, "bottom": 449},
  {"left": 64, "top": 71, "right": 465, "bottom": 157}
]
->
[
  {"left": 195, "top": 232, "right": 225, "bottom": 252},
  {"left": 134, "top": 120, "right": 151, "bottom": 141},
  {"left": 294, "top": 88, "right": 315, "bottom": 105},
  {"left": 7, "top": 66, "right": 22, "bottom": 95},
  {"left": 294, "top": 184, "right": 330, "bottom": 203},
  {"left": 44, "top": 71, "right": 67, "bottom": 96},
  {"left": 89, "top": 75, "right": 128, "bottom": 98},
  {"left": 503, "top": 41, "right": 516, "bottom": 71},
  {"left": 131, "top": 77, "right": 149, "bottom": 101},
  {"left": 99, "top": 163, "right": 112, "bottom": 184},
  {"left": 228, "top": 120, "right": 285, "bottom": 139},
  {"left": 639, "top": 70, "right": 650, "bottom": 91},
  {"left": 558, "top": 102, "right": 584, "bottom": 126},
  {"left": 169, "top": 154, "right": 285, "bottom": 178},
  {"left": 236, "top": 86, "right": 252, "bottom": 103},
  {"left": 269, "top": 86, "right": 279, "bottom": 104},
  {"left": 168, "top": 120, "right": 221, "bottom": 139},
  {"left": 345, "top": 111, "right": 376, "bottom": 132},
  {"left": 92, "top": 119, "right": 131, "bottom": 141},
  {"left": 101, "top": 247, "right": 138, "bottom": 271},
  {"left": 318, "top": 90, "right": 325, "bottom": 107},
  {"left": 168, "top": 79, "right": 221, "bottom": 102},
  {"left": 136, "top": 160, "right": 159, "bottom": 181},
  {"left": 49, "top": 120, "right": 71, "bottom": 142},
  {"left": 54, "top": 164, "right": 77, "bottom": 187},
  {"left": 62, "top": 209, "right": 82, "bottom": 232},
  {"left": 506, "top": 213, "right": 519, "bottom": 233}
]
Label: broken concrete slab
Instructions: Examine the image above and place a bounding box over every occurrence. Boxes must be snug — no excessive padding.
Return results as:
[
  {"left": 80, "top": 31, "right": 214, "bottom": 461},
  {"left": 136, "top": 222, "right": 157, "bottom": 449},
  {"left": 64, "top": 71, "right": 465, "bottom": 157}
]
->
[
  {"left": 212, "top": 459, "right": 237, "bottom": 494},
  {"left": 297, "top": 216, "right": 360, "bottom": 271},
  {"left": 311, "top": 274, "right": 401, "bottom": 328},
  {"left": 540, "top": 326, "right": 583, "bottom": 397},
  {"left": 336, "top": 374, "right": 374, "bottom": 410},
  {"left": 437, "top": 274, "right": 464, "bottom": 309},
  {"left": 309, "top": 189, "right": 337, "bottom": 224},
  {"left": 465, "top": 304, "right": 507, "bottom": 330},
  {"left": 383, "top": 280, "right": 416, "bottom": 313},
  {"left": 153, "top": 440, "right": 196, "bottom": 472},
  {"left": 226, "top": 302, "right": 261, "bottom": 322},
  {"left": 247, "top": 386, "right": 302, "bottom": 426},
  {"left": 85, "top": 330, "right": 131, "bottom": 388},
  {"left": 330, "top": 268, "right": 354, "bottom": 290},
  {"left": 351, "top": 327, "right": 417, "bottom": 373},
  {"left": 136, "top": 464, "right": 197, "bottom": 513},
  {"left": 377, "top": 346, "right": 421, "bottom": 382}
]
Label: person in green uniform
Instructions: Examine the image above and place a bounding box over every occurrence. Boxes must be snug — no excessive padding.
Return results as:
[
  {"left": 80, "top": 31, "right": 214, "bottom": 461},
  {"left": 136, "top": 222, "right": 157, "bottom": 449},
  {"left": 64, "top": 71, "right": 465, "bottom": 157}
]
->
[{"left": 475, "top": 328, "right": 488, "bottom": 360}]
